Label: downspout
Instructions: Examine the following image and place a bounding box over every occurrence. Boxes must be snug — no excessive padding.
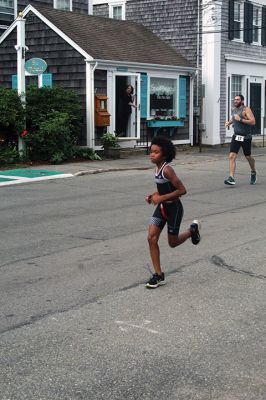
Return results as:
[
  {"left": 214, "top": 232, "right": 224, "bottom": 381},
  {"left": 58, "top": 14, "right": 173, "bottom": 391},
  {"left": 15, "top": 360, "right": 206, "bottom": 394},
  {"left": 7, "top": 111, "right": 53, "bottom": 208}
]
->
[
  {"left": 196, "top": 0, "right": 200, "bottom": 149},
  {"left": 189, "top": 74, "right": 194, "bottom": 146},
  {"left": 196, "top": 0, "right": 200, "bottom": 109}
]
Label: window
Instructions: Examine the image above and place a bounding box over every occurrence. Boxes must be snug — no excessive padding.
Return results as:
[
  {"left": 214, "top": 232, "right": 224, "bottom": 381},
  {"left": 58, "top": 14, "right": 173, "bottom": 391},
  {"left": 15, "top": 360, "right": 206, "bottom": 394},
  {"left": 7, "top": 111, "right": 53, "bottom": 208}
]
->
[
  {"left": 228, "top": 0, "right": 244, "bottom": 41},
  {"left": 231, "top": 75, "right": 242, "bottom": 108},
  {"left": 54, "top": 0, "right": 72, "bottom": 11},
  {"left": 150, "top": 78, "right": 177, "bottom": 117},
  {"left": 0, "top": 0, "right": 13, "bottom": 8},
  {"left": 112, "top": 5, "right": 122, "bottom": 19},
  {"left": 109, "top": 2, "right": 125, "bottom": 20},
  {"left": 253, "top": 6, "right": 260, "bottom": 43},
  {"left": 233, "top": 1, "right": 241, "bottom": 40}
]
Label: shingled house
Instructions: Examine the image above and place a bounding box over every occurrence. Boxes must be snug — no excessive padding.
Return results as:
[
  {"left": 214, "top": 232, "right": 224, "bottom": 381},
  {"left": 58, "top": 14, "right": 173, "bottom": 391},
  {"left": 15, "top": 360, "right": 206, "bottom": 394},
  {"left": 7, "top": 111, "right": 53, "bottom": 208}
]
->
[
  {"left": 0, "top": 3, "right": 195, "bottom": 149},
  {"left": 94, "top": 0, "right": 266, "bottom": 146}
]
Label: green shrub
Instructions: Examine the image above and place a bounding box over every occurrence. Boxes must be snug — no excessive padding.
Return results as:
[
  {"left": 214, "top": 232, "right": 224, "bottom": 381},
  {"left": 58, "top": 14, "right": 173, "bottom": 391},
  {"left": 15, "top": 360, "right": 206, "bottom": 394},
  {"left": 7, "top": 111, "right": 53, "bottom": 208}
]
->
[
  {"left": 101, "top": 132, "right": 119, "bottom": 148},
  {"left": 24, "top": 86, "right": 83, "bottom": 163},
  {"left": 72, "top": 146, "right": 102, "bottom": 161},
  {"left": 24, "top": 111, "right": 76, "bottom": 163},
  {"left": 26, "top": 85, "right": 82, "bottom": 136},
  {"left": 0, "top": 145, "right": 20, "bottom": 165},
  {"left": 0, "top": 89, "right": 25, "bottom": 144}
]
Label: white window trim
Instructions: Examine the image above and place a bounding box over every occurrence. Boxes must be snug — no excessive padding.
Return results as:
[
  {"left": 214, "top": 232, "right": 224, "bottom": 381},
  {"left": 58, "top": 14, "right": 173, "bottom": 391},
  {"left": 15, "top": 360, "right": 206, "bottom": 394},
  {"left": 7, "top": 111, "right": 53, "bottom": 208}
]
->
[
  {"left": 109, "top": 1, "right": 125, "bottom": 20},
  {"left": 53, "top": 0, "right": 73, "bottom": 12},
  {"left": 93, "top": 0, "right": 126, "bottom": 5}
]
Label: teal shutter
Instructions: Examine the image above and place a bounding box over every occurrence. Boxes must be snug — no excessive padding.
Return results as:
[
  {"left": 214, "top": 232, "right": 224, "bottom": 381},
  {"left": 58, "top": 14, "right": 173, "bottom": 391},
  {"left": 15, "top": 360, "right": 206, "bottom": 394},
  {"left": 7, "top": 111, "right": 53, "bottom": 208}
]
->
[
  {"left": 179, "top": 76, "right": 187, "bottom": 118},
  {"left": 42, "top": 73, "right": 53, "bottom": 88},
  {"left": 12, "top": 75, "right": 17, "bottom": 90},
  {"left": 140, "top": 73, "right": 148, "bottom": 119}
]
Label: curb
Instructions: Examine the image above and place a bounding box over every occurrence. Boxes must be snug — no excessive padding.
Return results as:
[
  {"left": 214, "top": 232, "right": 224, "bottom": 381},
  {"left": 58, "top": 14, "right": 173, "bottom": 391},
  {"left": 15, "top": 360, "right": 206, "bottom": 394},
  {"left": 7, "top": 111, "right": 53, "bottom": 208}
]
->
[
  {"left": 73, "top": 152, "right": 266, "bottom": 177},
  {"left": 74, "top": 166, "right": 153, "bottom": 177}
]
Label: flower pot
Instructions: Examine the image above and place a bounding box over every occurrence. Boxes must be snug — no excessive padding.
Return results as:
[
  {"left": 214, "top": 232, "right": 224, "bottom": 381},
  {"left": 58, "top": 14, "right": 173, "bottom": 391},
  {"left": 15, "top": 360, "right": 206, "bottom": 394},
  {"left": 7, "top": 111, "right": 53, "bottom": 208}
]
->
[
  {"left": 104, "top": 146, "right": 120, "bottom": 159},
  {"left": 117, "top": 138, "right": 136, "bottom": 148}
]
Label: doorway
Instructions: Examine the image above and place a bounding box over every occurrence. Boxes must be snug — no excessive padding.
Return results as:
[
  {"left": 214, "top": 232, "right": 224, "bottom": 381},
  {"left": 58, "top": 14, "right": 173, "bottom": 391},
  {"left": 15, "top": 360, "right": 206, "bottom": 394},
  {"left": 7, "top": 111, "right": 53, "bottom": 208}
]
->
[
  {"left": 114, "top": 73, "right": 140, "bottom": 138},
  {"left": 250, "top": 82, "right": 261, "bottom": 134}
]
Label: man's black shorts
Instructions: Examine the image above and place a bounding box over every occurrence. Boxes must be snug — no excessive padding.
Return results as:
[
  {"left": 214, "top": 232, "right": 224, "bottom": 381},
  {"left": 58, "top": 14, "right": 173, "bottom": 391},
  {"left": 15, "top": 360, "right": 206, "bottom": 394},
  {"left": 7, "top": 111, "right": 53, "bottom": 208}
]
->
[{"left": 230, "top": 135, "right": 252, "bottom": 156}]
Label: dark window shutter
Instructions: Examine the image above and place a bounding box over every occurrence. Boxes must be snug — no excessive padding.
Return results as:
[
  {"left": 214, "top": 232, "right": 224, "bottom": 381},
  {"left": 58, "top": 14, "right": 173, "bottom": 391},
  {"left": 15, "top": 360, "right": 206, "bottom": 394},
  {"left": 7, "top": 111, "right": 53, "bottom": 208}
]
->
[
  {"left": 228, "top": 0, "right": 235, "bottom": 40},
  {"left": 244, "top": 1, "right": 253, "bottom": 43},
  {"left": 262, "top": 6, "right": 266, "bottom": 46}
]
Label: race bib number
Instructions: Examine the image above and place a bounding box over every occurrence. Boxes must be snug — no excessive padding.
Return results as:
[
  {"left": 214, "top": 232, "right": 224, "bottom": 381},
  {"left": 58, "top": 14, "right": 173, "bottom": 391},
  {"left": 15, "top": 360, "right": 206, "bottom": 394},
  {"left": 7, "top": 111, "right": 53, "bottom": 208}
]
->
[{"left": 235, "top": 135, "right": 244, "bottom": 142}]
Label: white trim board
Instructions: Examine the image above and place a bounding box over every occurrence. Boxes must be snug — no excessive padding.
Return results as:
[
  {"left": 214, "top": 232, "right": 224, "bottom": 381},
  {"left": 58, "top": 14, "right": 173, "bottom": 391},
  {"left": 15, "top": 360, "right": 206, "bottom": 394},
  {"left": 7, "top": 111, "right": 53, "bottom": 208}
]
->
[{"left": 225, "top": 54, "right": 266, "bottom": 65}]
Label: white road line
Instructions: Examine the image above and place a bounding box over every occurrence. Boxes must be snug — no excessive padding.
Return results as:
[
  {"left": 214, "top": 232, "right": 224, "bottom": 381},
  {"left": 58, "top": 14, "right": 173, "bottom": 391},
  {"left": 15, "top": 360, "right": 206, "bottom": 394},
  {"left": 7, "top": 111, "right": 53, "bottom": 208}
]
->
[
  {"left": 0, "top": 174, "right": 73, "bottom": 187},
  {"left": 115, "top": 320, "right": 161, "bottom": 334}
]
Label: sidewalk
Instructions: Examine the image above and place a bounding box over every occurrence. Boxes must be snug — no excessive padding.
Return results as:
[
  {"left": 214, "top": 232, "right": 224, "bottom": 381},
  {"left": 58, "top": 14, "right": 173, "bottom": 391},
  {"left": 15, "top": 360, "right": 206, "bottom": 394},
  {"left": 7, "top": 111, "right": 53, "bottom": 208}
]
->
[{"left": 25, "top": 145, "right": 266, "bottom": 176}]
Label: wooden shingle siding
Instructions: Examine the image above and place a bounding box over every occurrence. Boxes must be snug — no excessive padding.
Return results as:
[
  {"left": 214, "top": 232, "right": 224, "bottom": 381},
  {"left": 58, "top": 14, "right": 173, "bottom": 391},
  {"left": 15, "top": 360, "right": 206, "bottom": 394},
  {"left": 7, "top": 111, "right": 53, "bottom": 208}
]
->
[
  {"left": 125, "top": 0, "right": 199, "bottom": 68},
  {"left": 17, "top": 0, "right": 89, "bottom": 14},
  {"left": 95, "top": 69, "right": 107, "bottom": 94},
  {"left": 72, "top": 0, "right": 89, "bottom": 14},
  {"left": 18, "top": 0, "right": 53, "bottom": 13},
  {"left": 93, "top": 4, "right": 109, "bottom": 18},
  {"left": 0, "top": 29, "right": 17, "bottom": 87}
]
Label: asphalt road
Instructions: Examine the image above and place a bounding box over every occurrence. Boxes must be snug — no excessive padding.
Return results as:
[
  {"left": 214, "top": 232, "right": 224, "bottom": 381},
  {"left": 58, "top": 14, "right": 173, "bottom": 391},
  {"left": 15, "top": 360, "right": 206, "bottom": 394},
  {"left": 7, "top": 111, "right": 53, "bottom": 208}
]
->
[{"left": 0, "top": 154, "right": 266, "bottom": 399}]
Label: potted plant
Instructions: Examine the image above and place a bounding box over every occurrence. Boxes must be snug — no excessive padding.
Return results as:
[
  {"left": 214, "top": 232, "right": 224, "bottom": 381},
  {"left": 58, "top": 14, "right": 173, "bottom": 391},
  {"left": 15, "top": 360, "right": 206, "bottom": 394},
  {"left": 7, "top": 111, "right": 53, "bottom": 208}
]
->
[{"left": 101, "top": 132, "right": 120, "bottom": 158}]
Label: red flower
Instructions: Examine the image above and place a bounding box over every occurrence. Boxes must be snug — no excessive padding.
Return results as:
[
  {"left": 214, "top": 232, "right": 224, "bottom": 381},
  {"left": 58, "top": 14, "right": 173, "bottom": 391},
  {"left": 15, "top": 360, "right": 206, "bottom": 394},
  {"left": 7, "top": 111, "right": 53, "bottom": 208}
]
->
[{"left": 21, "top": 130, "right": 28, "bottom": 138}]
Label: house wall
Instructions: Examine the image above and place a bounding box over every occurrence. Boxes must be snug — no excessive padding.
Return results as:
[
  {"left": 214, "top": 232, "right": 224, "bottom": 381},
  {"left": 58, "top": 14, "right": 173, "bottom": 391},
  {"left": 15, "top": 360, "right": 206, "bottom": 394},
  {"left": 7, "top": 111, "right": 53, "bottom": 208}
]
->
[
  {"left": 93, "top": 0, "right": 201, "bottom": 144},
  {"left": 0, "top": 11, "right": 88, "bottom": 144},
  {"left": 92, "top": 3, "right": 108, "bottom": 17},
  {"left": 17, "top": 0, "right": 89, "bottom": 14},
  {"left": 220, "top": 0, "right": 266, "bottom": 143}
]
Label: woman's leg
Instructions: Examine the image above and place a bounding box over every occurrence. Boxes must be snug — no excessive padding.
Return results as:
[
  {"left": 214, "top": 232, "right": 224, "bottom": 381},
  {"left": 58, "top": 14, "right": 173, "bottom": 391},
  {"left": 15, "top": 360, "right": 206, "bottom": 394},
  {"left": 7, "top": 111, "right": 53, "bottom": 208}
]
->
[
  {"left": 147, "top": 224, "right": 163, "bottom": 275},
  {"left": 168, "top": 229, "right": 191, "bottom": 248}
]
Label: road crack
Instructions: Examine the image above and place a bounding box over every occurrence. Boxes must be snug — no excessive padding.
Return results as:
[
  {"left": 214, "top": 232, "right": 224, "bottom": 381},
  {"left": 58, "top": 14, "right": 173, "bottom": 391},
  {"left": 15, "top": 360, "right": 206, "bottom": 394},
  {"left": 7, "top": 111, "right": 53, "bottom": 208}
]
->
[{"left": 211, "top": 255, "right": 266, "bottom": 280}]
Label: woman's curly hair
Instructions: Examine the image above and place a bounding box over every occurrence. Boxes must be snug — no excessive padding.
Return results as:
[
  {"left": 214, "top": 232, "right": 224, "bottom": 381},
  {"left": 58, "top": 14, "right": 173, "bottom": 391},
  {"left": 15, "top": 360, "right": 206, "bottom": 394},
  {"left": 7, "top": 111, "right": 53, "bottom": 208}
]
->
[{"left": 151, "top": 136, "right": 176, "bottom": 162}]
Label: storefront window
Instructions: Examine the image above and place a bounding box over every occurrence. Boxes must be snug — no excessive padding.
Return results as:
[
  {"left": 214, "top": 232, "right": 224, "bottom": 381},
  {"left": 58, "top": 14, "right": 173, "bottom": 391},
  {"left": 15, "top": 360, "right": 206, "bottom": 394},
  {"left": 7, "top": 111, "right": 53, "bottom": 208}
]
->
[{"left": 150, "top": 77, "right": 176, "bottom": 117}]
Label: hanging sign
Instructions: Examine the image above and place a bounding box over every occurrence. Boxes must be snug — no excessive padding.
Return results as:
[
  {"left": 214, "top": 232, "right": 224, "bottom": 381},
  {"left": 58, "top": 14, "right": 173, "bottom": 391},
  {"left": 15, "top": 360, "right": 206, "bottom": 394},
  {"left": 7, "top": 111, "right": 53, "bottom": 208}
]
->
[{"left": 25, "top": 58, "right": 47, "bottom": 75}]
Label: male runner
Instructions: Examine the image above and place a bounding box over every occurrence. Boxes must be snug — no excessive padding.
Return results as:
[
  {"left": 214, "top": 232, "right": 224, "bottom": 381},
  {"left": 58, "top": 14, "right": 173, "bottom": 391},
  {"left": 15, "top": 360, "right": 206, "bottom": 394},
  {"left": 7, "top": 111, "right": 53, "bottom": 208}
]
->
[{"left": 224, "top": 94, "right": 256, "bottom": 185}]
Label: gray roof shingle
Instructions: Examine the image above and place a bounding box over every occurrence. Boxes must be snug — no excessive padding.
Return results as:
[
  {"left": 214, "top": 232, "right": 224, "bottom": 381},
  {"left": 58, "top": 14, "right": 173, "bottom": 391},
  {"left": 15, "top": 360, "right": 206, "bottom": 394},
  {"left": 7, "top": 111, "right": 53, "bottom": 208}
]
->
[{"left": 27, "top": 3, "right": 192, "bottom": 68}]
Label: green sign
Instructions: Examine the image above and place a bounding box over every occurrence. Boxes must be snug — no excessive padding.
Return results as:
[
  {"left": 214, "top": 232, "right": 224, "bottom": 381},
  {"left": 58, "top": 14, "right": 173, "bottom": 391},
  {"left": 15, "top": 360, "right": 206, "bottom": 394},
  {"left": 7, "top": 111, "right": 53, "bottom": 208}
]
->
[{"left": 25, "top": 58, "right": 47, "bottom": 75}]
